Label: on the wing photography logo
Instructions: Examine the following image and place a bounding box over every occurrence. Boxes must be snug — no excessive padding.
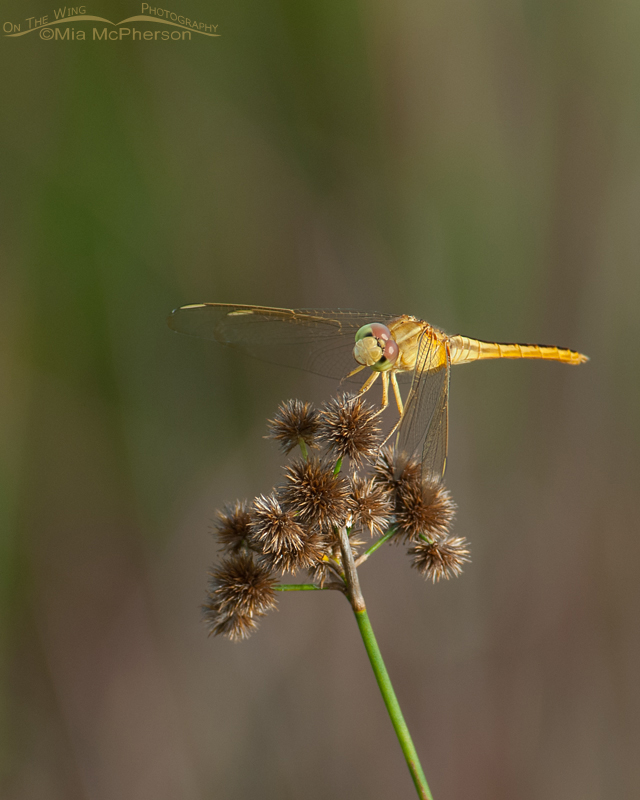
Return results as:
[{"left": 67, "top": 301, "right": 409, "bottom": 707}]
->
[{"left": 3, "top": 4, "right": 219, "bottom": 41}]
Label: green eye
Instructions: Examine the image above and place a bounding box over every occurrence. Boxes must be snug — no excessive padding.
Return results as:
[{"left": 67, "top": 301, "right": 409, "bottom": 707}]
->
[{"left": 355, "top": 324, "right": 376, "bottom": 341}]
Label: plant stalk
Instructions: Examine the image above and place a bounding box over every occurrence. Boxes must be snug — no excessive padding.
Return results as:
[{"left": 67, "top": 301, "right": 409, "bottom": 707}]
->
[
  {"left": 355, "top": 527, "right": 397, "bottom": 566},
  {"left": 274, "top": 583, "right": 342, "bottom": 592},
  {"left": 335, "top": 526, "right": 434, "bottom": 800},
  {"left": 353, "top": 608, "right": 433, "bottom": 800}
]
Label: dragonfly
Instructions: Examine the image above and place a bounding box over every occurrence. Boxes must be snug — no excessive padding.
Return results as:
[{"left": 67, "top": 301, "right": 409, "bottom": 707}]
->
[{"left": 168, "top": 304, "right": 588, "bottom": 480}]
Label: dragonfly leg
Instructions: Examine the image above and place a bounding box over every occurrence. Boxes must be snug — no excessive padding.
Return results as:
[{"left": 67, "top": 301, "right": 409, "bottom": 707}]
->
[
  {"left": 380, "top": 417, "right": 402, "bottom": 448},
  {"left": 370, "top": 371, "right": 390, "bottom": 418},
  {"left": 345, "top": 364, "right": 366, "bottom": 381},
  {"left": 390, "top": 372, "right": 404, "bottom": 415},
  {"left": 357, "top": 370, "right": 380, "bottom": 399},
  {"left": 378, "top": 372, "right": 404, "bottom": 448}
]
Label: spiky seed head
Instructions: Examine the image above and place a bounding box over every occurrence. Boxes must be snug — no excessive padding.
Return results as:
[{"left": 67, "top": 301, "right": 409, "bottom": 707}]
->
[
  {"left": 248, "top": 493, "right": 321, "bottom": 573},
  {"left": 267, "top": 399, "right": 321, "bottom": 454},
  {"left": 205, "top": 552, "right": 277, "bottom": 616},
  {"left": 318, "top": 393, "right": 382, "bottom": 467},
  {"left": 372, "top": 448, "right": 455, "bottom": 541},
  {"left": 202, "top": 598, "right": 258, "bottom": 641},
  {"left": 257, "top": 525, "right": 331, "bottom": 575},
  {"left": 373, "top": 447, "right": 422, "bottom": 495},
  {"left": 348, "top": 475, "right": 393, "bottom": 537},
  {"left": 202, "top": 553, "right": 277, "bottom": 639},
  {"left": 279, "top": 526, "right": 332, "bottom": 573},
  {"left": 395, "top": 479, "right": 456, "bottom": 543},
  {"left": 214, "top": 500, "right": 255, "bottom": 553},
  {"left": 408, "top": 536, "right": 470, "bottom": 582},
  {"left": 280, "top": 456, "right": 350, "bottom": 527}
]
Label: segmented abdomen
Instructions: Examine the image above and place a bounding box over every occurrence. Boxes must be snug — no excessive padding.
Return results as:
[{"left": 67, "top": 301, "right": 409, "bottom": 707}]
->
[{"left": 448, "top": 336, "right": 588, "bottom": 365}]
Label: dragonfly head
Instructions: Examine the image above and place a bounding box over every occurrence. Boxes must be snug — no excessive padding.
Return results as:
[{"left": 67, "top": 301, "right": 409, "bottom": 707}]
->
[{"left": 353, "top": 323, "right": 399, "bottom": 372}]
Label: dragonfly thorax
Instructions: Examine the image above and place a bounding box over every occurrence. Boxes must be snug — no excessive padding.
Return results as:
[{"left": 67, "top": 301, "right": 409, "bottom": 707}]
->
[{"left": 353, "top": 323, "right": 399, "bottom": 372}]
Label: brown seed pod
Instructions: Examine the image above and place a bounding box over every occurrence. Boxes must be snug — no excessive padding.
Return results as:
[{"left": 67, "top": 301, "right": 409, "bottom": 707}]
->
[
  {"left": 395, "top": 479, "right": 456, "bottom": 543},
  {"left": 214, "top": 500, "right": 255, "bottom": 553},
  {"left": 280, "top": 456, "right": 350, "bottom": 528},
  {"left": 318, "top": 393, "right": 382, "bottom": 467},
  {"left": 267, "top": 399, "right": 321, "bottom": 454},
  {"left": 348, "top": 475, "right": 393, "bottom": 537},
  {"left": 408, "top": 536, "right": 470, "bottom": 582},
  {"left": 202, "top": 553, "right": 278, "bottom": 639}
]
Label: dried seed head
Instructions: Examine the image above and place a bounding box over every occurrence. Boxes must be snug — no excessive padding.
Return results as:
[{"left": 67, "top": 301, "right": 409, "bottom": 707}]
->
[
  {"left": 249, "top": 493, "right": 320, "bottom": 573},
  {"left": 202, "top": 553, "right": 277, "bottom": 639},
  {"left": 348, "top": 475, "right": 393, "bottom": 537},
  {"left": 214, "top": 500, "right": 254, "bottom": 553},
  {"left": 280, "top": 456, "right": 350, "bottom": 527},
  {"left": 258, "top": 526, "right": 330, "bottom": 574},
  {"left": 267, "top": 399, "right": 321, "bottom": 454},
  {"left": 395, "top": 480, "right": 456, "bottom": 543},
  {"left": 202, "top": 599, "right": 258, "bottom": 641},
  {"left": 318, "top": 393, "right": 382, "bottom": 467},
  {"left": 373, "top": 447, "right": 422, "bottom": 495},
  {"left": 373, "top": 448, "right": 455, "bottom": 542},
  {"left": 408, "top": 536, "right": 470, "bottom": 582},
  {"left": 206, "top": 552, "right": 277, "bottom": 616},
  {"left": 262, "top": 525, "right": 332, "bottom": 573}
]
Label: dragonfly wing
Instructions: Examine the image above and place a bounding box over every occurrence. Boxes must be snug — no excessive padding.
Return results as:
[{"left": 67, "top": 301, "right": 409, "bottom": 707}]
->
[
  {"left": 168, "top": 303, "right": 402, "bottom": 382},
  {"left": 395, "top": 332, "right": 450, "bottom": 481}
]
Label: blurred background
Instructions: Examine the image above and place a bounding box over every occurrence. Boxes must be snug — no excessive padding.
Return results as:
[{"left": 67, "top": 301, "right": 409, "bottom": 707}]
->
[{"left": 1, "top": 0, "right": 638, "bottom": 797}]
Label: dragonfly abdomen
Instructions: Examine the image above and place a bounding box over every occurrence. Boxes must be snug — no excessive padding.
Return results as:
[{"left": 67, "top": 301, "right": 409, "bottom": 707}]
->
[{"left": 448, "top": 335, "right": 588, "bottom": 365}]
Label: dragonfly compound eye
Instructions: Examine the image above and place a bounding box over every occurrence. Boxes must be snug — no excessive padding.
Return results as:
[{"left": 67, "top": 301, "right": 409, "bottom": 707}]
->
[{"left": 353, "top": 323, "right": 399, "bottom": 371}]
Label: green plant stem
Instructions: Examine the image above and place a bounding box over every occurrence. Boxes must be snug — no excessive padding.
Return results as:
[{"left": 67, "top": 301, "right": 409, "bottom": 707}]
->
[
  {"left": 335, "top": 525, "right": 434, "bottom": 800},
  {"left": 355, "top": 527, "right": 396, "bottom": 566},
  {"left": 298, "top": 439, "right": 309, "bottom": 460},
  {"left": 274, "top": 583, "right": 331, "bottom": 591},
  {"left": 353, "top": 608, "right": 434, "bottom": 800}
]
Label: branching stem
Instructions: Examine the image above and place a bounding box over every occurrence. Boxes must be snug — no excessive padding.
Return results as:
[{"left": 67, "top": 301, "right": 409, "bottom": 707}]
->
[
  {"left": 355, "top": 527, "right": 397, "bottom": 566},
  {"left": 336, "top": 525, "right": 365, "bottom": 610}
]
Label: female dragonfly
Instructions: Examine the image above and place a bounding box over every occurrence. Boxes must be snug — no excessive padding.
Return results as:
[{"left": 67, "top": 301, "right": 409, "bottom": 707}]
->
[{"left": 168, "top": 304, "right": 588, "bottom": 480}]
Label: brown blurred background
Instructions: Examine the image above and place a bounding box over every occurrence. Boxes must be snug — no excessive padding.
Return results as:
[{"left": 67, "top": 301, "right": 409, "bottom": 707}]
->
[{"left": 1, "top": 0, "right": 638, "bottom": 797}]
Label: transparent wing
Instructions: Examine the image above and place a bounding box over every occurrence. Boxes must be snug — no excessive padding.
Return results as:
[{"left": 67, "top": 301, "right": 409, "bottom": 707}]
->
[
  {"left": 396, "top": 332, "right": 450, "bottom": 481},
  {"left": 168, "top": 303, "right": 406, "bottom": 382}
]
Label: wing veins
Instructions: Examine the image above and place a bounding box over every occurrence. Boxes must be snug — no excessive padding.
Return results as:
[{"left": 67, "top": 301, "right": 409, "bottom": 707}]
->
[{"left": 396, "top": 333, "right": 450, "bottom": 481}]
